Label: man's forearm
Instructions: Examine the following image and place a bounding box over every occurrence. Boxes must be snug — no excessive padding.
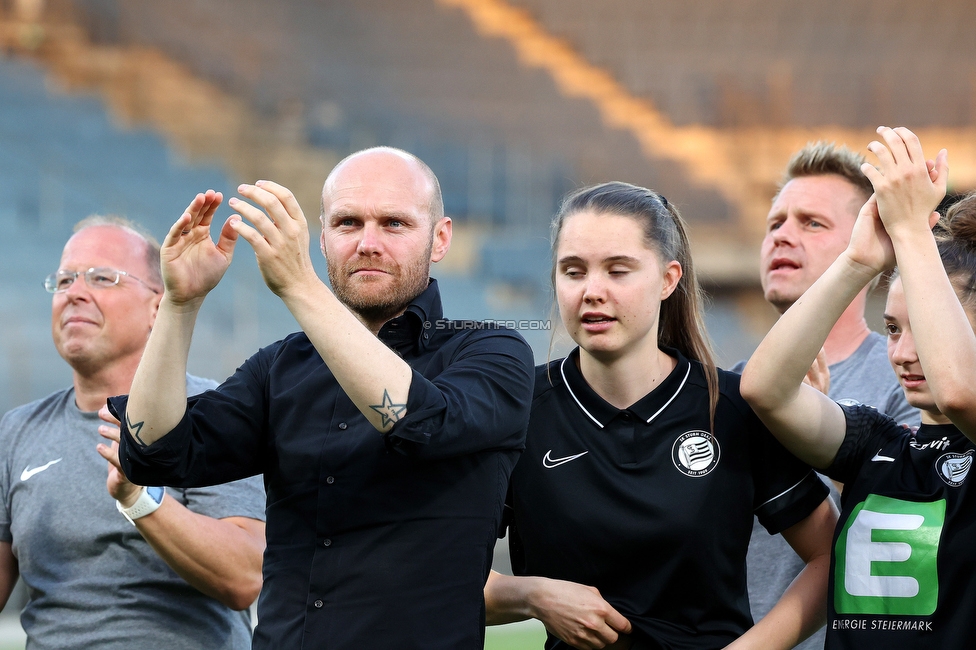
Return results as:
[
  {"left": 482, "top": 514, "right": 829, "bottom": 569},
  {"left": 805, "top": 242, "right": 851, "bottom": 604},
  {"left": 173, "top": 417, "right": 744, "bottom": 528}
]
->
[
  {"left": 126, "top": 300, "right": 201, "bottom": 445},
  {"left": 281, "top": 281, "right": 413, "bottom": 433},
  {"left": 135, "top": 498, "right": 265, "bottom": 611}
]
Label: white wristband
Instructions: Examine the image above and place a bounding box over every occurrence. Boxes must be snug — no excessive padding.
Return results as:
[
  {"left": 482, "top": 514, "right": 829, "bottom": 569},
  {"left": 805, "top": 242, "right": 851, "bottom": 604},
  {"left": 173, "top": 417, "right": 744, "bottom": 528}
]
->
[{"left": 116, "top": 486, "right": 165, "bottom": 525}]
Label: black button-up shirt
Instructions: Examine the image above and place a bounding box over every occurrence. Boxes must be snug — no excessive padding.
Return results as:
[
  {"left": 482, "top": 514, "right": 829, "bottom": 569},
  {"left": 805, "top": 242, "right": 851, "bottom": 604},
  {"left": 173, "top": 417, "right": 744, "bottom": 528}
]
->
[{"left": 113, "top": 280, "right": 534, "bottom": 650}]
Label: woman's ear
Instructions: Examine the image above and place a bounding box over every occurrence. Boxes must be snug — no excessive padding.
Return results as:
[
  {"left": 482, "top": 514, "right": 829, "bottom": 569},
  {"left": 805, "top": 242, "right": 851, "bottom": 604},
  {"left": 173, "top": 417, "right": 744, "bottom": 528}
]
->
[{"left": 660, "top": 260, "right": 682, "bottom": 300}]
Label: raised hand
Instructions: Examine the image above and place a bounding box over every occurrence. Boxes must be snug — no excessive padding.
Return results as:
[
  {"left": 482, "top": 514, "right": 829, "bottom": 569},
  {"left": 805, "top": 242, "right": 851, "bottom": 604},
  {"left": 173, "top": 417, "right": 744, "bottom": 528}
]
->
[
  {"left": 843, "top": 194, "right": 896, "bottom": 278},
  {"left": 161, "top": 190, "right": 240, "bottom": 306},
  {"left": 861, "top": 126, "right": 947, "bottom": 238},
  {"left": 227, "top": 181, "right": 319, "bottom": 299},
  {"left": 95, "top": 405, "right": 142, "bottom": 507}
]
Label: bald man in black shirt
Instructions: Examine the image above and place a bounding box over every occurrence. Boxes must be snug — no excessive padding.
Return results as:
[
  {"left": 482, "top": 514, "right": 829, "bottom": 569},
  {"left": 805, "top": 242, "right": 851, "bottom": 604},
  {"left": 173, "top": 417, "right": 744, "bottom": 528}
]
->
[{"left": 113, "top": 147, "right": 534, "bottom": 649}]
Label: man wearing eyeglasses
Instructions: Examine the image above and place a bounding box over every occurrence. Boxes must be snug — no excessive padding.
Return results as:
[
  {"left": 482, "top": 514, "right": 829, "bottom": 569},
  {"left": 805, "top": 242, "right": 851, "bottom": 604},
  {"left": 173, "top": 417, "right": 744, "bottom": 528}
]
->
[{"left": 0, "top": 216, "right": 266, "bottom": 649}]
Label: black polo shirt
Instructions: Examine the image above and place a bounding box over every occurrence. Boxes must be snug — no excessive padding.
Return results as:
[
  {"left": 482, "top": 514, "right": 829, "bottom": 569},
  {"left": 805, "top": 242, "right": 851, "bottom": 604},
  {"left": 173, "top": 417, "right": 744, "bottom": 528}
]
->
[
  {"left": 508, "top": 348, "right": 828, "bottom": 649},
  {"left": 113, "top": 280, "right": 535, "bottom": 650}
]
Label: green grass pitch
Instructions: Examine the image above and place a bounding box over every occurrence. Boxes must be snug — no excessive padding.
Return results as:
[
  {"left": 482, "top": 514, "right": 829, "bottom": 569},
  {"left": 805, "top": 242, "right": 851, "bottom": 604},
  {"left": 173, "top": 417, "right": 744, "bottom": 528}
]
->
[{"left": 484, "top": 620, "right": 548, "bottom": 649}]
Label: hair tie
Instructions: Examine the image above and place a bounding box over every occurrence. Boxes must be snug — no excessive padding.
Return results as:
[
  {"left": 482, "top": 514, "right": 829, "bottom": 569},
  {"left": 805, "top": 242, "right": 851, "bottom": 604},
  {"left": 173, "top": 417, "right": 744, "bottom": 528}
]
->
[{"left": 658, "top": 193, "right": 669, "bottom": 207}]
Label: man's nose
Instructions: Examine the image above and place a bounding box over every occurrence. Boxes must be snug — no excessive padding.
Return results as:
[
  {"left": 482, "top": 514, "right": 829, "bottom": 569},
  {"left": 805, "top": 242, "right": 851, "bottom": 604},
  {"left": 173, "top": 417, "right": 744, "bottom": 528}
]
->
[
  {"left": 771, "top": 219, "right": 799, "bottom": 245},
  {"left": 357, "top": 223, "right": 382, "bottom": 255},
  {"left": 62, "top": 273, "right": 91, "bottom": 299}
]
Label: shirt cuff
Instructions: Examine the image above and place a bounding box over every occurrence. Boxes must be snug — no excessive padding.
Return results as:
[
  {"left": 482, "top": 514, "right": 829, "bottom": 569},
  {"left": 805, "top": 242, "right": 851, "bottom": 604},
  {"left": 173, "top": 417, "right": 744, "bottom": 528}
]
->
[
  {"left": 108, "top": 394, "right": 194, "bottom": 485},
  {"left": 385, "top": 369, "right": 446, "bottom": 452}
]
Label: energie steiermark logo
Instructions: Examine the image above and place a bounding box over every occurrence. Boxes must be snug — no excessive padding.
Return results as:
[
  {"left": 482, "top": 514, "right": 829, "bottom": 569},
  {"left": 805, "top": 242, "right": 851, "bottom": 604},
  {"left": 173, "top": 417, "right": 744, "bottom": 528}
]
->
[{"left": 834, "top": 495, "right": 945, "bottom": 616}]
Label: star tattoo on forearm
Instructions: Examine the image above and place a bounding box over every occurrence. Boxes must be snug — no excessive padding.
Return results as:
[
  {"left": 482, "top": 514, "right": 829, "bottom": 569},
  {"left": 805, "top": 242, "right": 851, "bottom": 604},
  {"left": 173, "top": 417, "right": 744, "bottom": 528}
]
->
[
  {"left": 126, "top": 413, "right": 148, "bottom": 446},
  {"left": 369, "top": 389, "right": 407, "bottom": 428}
]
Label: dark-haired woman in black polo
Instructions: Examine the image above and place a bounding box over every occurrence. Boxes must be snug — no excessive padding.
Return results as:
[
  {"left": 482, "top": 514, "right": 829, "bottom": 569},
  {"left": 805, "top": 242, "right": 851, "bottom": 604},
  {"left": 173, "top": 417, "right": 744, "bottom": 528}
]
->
[{"left": 486, "top": 182, "right": 836, "bottom": 650}]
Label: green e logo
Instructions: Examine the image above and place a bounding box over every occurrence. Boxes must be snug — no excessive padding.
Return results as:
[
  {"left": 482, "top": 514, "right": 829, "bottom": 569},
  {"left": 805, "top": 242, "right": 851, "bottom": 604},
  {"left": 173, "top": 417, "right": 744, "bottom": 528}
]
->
[{"left": 834, "top": 494, "right": 945, "bottom": 615}]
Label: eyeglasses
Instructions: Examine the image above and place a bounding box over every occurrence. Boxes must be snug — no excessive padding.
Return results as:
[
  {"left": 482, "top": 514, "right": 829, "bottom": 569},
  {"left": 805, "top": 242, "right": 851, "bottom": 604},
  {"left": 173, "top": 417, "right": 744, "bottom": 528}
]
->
[{"left": 44, "top": 267, "right": 160, "bottom": 294}]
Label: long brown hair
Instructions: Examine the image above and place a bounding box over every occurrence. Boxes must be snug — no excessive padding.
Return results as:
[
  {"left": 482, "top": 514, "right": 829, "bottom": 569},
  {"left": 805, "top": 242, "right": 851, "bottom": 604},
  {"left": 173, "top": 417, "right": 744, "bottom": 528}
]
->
[{"left": 550, "top": 181, "right": 719, "bottom": 430}]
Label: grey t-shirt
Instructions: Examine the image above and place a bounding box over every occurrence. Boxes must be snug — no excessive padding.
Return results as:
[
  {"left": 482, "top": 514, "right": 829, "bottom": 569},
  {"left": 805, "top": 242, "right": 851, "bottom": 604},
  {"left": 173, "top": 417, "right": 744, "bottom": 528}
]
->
[
  {"left": 825, "top": 332, "right": 919, "bottom": 425},
  {"left": 0, "top": 375, "right": 266, "bottom": 650},
  {"left": 736, "top": 332, "right": 920, "bottom": 650}
]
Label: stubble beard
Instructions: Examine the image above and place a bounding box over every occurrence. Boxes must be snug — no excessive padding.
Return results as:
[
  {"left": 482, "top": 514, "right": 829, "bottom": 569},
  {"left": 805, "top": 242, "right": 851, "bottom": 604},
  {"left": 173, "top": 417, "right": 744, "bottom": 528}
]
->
[{"left": 328, "top": 250, "right": 432, "bottom": 326}]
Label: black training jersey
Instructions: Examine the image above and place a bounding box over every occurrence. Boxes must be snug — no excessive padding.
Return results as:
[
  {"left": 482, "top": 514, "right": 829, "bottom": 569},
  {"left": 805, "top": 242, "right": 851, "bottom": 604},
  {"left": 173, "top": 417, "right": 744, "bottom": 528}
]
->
[
  {"left": 823, "top": 404, "right": 976, "bottom": 649},
  {"left": 508, "top": 348, "right": 828, "bottom": 649}
]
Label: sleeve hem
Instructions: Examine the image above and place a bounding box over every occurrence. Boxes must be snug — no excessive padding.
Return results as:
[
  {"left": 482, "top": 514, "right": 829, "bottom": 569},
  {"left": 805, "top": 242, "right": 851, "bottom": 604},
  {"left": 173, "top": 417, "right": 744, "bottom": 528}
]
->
[{"left": 755, "top": 470, "right": 830, "bottom": 534}]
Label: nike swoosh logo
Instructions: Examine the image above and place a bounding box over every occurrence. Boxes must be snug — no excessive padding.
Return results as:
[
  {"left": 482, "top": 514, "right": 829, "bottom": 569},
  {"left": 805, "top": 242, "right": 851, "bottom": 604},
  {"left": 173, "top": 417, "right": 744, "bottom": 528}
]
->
[
  {"left": 543, "top": 450, "right": 589, "bottom": 468},
  {"left": 21, "top": 458, "right": 63, "bottom": 481},
  {"left": 870, "top": 450, "right": 896, "bottom": 463}
]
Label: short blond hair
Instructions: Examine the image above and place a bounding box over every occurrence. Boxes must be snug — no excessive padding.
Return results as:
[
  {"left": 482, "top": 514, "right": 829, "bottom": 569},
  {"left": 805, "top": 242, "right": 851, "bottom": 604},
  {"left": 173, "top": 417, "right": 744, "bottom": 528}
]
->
[{"left": 777, "top": 141, "right": 873, "bottom": 203}]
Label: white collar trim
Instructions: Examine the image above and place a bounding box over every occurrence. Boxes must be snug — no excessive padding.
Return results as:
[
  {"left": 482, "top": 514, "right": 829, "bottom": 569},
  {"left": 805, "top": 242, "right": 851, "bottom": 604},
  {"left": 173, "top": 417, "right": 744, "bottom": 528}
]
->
[{"left": 559, "top": 355, "right": 692, "bottom": 428}]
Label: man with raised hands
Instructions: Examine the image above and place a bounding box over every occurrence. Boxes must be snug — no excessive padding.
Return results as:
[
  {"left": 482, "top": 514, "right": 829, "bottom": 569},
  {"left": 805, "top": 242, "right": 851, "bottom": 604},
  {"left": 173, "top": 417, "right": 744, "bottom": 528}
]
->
[{"left": 112, "top": 147, "right": 535, "bottom": 650}]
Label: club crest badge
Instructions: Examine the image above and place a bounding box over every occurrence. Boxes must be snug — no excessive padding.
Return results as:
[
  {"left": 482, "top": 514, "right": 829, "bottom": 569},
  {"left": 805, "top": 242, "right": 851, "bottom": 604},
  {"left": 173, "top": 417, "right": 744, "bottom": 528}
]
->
[
  {"left": 672, "top": 431, "right": 720, "bottom": 477},
  {"left": 936, "top": 450, "right": 973, "bottom": 487}
]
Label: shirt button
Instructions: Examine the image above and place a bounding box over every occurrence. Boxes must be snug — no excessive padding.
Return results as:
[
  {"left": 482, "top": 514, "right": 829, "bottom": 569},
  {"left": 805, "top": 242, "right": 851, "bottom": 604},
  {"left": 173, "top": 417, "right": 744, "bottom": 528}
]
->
[
  {"left": 326, "top": 476, "right": 335, "bottom": 484},
  {"left": 323, "top": 538, "right": 332, "bottom": 547},
  {"left": 338, "top": 422, "right": 348, "bottom": 430},
  {"left": 313, "top": 599, "right": 323, "bottom": 608}
]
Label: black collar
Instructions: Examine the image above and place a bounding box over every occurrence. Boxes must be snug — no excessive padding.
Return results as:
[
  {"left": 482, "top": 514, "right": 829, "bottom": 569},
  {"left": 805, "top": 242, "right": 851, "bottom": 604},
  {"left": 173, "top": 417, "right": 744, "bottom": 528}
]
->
[
  {"left": 377, "top": 278, "right": 443, "bottom": 353},
  {"left": 559, "top": 347, "right": 693, "bottom": 429}
]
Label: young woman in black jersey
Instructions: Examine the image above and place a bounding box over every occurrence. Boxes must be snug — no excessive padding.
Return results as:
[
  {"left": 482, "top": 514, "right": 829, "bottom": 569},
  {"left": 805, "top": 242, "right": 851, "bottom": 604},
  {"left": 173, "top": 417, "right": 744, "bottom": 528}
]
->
[
  {"left": 741, "top": 127, "right": 976, "bottom": 649},
  {"left": 485, "top": 182, "right": 837, "bottom": 649}
]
